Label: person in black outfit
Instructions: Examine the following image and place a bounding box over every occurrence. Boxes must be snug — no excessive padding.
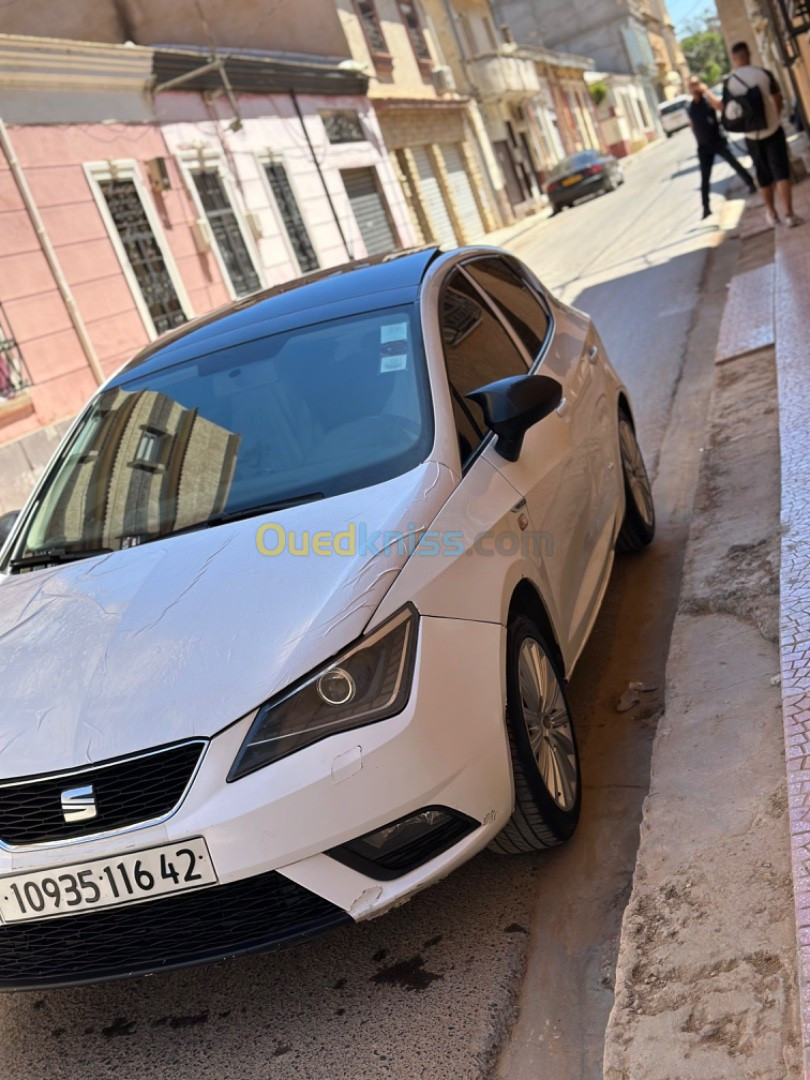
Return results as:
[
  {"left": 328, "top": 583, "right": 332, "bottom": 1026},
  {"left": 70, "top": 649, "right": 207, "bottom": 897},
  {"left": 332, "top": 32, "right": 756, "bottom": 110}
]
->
[{"left": 686, "top": 75, "right": 756, "bottom": 219}]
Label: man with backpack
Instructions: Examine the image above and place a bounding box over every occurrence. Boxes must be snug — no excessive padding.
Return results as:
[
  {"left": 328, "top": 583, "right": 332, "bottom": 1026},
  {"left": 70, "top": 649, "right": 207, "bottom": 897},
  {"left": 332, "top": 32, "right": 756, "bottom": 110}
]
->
[
  {"left": 687, "top": 76, "right": 756, "bottom": 220},
  {"left": 722, "top": 41, "right": 802, "bottom": 227}
]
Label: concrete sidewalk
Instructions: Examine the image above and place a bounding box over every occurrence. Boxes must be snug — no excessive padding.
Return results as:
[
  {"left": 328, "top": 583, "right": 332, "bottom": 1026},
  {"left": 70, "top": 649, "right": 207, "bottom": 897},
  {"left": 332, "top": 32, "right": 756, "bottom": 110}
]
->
[{"left": 603, "top": 185, "right": 810, "bottom": 1077}]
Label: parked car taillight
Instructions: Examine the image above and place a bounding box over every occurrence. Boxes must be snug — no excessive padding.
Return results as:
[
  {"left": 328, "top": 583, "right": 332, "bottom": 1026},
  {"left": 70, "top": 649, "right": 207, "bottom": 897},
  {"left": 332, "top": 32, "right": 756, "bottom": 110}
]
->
[{"left": 585, "top": 164, "right": 603, "bottom": 176}]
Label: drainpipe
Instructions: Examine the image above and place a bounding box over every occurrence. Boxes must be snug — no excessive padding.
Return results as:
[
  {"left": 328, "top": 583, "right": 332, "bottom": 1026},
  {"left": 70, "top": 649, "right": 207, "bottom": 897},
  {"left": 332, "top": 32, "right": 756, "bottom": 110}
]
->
[
  {"left": 0, "top": 119, "right": 105, "bottom": 386},
  {"left": 289, "top": 90, "right": 353, "bottom": 261}
]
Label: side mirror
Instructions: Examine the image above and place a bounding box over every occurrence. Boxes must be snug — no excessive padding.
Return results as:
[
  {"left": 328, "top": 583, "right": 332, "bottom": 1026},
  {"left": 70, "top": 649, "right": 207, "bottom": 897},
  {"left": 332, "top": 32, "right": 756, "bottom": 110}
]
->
[
  {"left": 0, "top": 510, "right": 20, "bottom": 548},
  {"left": 466, "top": 374, "right": 562, "bottom": 462}
]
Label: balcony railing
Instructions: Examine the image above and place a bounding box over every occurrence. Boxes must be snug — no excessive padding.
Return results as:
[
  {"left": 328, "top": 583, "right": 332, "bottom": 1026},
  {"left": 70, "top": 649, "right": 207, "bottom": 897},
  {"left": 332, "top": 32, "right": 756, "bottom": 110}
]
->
[
  {"left": 0, "top": 302, "right": 32, "bottom": 400},
  {"left": 467, "top": 50, "right": 540, "bottom": 103}
]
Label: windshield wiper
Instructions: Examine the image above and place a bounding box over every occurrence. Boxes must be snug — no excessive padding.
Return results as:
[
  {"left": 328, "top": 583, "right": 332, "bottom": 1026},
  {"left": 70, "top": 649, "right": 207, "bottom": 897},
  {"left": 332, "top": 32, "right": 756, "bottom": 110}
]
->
[
  {"left": 208, "top": 492, "right": 326, "bottom": 525},
  {"left": 9, "top": 547, "right": 113, "bottom": 571},
  {"left": 136, "top": 492, "right": 328, "bottom": 545}
]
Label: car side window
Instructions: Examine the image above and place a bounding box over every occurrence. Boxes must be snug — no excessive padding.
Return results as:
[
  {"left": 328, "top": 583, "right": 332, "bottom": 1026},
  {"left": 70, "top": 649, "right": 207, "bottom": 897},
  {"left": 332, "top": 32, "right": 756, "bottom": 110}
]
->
[
  {"left": 440, "top": 269, "right": 527, "bottom": 468},
  {"left": 464, "top": 257, "right": 550, "bottom": 364}
]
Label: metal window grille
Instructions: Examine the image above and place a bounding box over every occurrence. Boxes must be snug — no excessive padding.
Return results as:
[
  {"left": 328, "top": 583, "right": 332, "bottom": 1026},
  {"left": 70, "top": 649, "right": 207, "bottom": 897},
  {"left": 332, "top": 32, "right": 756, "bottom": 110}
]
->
[
  {"left": 99, "top": 180, "right": 187, "bottom": 337},
  {"left": 192, "top": 171, "right": 260, "bottom": 298},
  {"left": 355, "top": 0, "right": 387, "bottom": 53},
  {"left": 264, "top": 163, "right": 319, "bottom": 273},
  {"left": 397, "top": 0, "right": 431, "bottom": 62},
  {"left": 0, "top": 301, "right": 32, "bottom": 399},
  {"left": 321, "top": 110, "right": 365, "bottom": 144}
]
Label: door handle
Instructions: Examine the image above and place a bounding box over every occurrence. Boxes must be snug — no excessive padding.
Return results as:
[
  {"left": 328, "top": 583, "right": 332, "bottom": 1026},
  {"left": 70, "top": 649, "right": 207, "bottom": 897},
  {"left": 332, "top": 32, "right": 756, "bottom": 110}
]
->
[{"left": 587, "top": 345, "right": 599, "bottom": 364}]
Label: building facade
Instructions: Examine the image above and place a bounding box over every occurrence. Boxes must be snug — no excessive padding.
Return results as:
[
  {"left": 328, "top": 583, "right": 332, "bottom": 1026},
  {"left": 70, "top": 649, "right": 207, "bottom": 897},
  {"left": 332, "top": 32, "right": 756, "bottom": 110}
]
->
[
  {"left": 638, "top": 0, "right": 691, "bottom": 99},
  {"left": 0, "top": 31, "right": 416, "bottom": 504},
  {"left": 491, "top": 0, "right": 664, "bottom": 137},
  {"left": 586, "top": 70, "right": 660, "bottom": 157},
  {"left": 336, "top": 0, "right": 503, "bottom": 243}
]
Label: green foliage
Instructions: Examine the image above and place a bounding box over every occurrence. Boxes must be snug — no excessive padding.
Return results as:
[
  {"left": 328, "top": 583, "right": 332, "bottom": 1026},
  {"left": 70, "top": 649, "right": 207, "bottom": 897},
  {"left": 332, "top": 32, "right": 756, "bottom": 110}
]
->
[
  {"left": 680, "top": 25, "right": 730, "bottom": 87},
  {"left": 589, "top": 81, "right": 608, "bottom": 107}
]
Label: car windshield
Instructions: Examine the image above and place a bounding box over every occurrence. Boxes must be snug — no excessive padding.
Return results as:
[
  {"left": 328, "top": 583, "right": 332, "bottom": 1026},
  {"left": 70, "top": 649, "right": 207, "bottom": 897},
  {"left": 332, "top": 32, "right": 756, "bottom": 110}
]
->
[
  {"left": 12, "top": 305, "right": 432, "bottom": 562},
  {"left": 659, "top": 99, "right": 687, "bottom": 115},
  {"left": 549, "top": 151, "right": 597, "bottom": 179}
]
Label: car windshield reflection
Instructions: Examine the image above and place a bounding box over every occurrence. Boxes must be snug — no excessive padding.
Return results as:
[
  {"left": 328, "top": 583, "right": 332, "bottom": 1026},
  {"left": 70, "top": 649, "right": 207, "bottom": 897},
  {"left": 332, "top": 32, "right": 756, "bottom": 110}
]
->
[{"left": 13, "top": 306, "right": 433, "bottom": 562}]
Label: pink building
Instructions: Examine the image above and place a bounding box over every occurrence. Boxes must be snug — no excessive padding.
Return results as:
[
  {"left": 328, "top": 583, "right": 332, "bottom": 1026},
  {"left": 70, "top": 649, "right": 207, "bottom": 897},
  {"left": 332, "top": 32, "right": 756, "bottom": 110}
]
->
[{"left": 0, "top": 34, "right": 415, "bottom": 511}]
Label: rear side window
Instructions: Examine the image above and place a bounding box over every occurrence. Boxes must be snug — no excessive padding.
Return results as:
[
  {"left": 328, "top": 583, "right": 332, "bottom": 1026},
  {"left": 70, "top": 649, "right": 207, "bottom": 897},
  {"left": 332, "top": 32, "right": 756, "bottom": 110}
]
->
[
  {"left": 464, "top": 257, "right": 550, "bottom": 363},
  {"left": 440, "top": 269, "right": 527, "bottom": 467}
]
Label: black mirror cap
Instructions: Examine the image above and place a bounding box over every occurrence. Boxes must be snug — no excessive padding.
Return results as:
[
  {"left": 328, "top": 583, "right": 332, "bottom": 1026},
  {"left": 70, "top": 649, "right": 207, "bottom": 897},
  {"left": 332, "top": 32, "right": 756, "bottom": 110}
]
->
[
  {"left": 0, "top": 510, "right": 20, "bottom": 549},
  {"left": 466, "top": 374, "right": 562, "bottom": 462}
]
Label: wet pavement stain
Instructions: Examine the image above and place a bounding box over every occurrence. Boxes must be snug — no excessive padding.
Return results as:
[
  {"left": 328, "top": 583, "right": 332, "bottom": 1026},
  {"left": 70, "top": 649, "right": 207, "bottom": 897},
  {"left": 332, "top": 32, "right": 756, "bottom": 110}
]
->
[
  {"left": 504, "top": 923, "right": 529, "bottom": 935},
  {"left": 371, "top": 953, "right": 443, "bottom": 992},
  {"left": 101, "top": 1017, "right": 137, "bottom": 1038},
  {"left": 151, "top": 1012, "right": 209, "bottom": 1029}
]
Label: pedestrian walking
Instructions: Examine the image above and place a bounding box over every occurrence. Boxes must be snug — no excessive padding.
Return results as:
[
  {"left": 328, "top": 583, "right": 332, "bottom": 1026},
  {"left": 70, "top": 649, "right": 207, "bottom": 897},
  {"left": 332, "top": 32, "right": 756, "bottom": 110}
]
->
[
  {"left": 722, "top": 41, "right": 802, "bottom": 227},
  {"left": 687, "top": 76, "right": 756, "bottom": 220}
]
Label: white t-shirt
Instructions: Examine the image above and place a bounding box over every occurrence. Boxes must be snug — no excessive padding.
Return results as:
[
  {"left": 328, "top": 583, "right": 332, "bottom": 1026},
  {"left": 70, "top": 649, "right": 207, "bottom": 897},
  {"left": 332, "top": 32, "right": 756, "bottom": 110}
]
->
[{"left": 725, "top": 65, "right": 781, "bottom": 140}]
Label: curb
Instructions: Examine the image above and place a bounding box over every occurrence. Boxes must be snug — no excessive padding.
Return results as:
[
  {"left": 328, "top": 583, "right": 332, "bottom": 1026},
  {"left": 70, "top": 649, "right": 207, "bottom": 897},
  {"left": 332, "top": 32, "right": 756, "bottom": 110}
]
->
[
  {"left": 602, "top": 194, "right": 803, "bottom": 1076},
  {"left": 772, "top": 181, "right": 810, "bottom": 1078}
]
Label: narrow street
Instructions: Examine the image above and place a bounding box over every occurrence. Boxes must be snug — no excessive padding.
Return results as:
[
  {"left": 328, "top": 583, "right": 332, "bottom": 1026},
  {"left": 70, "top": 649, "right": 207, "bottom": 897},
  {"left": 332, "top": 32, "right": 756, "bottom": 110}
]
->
[{"left": 0, "top": 131, "right": 748, "bottom": 1080}]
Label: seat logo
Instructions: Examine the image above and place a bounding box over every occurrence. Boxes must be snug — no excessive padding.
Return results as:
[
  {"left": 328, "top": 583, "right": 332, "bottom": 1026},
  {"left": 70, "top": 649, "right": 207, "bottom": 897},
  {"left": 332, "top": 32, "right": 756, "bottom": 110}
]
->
[{"left": 60, "top": 785, "right": 97, "bottom": 823}]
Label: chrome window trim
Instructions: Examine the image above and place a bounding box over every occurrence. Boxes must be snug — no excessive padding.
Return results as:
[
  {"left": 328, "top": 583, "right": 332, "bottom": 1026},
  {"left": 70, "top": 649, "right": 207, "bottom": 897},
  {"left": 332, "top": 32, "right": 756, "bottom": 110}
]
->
[{"left": 0, "top": 738, "right": 208, "bottom": 852}]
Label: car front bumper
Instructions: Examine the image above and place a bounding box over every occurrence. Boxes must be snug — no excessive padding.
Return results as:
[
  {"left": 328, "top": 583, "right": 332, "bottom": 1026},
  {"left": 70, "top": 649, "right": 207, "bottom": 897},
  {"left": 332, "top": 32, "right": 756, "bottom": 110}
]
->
[{"left": 0, "top": 616, "right": 513, "bottom": 989}]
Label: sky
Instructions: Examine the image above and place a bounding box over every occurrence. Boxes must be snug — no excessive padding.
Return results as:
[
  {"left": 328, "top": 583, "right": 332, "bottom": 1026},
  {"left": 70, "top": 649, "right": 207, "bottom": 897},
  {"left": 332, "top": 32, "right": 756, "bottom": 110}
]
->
[{"left": 666, "top": 0, "right": 719, "bottom": 37}]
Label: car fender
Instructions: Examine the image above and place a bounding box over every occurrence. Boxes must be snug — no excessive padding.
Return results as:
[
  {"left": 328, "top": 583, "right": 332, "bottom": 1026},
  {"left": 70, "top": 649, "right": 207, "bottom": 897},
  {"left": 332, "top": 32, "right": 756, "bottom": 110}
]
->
[{"left": 368, "top": 455, "right": 572, "bottom": 671}]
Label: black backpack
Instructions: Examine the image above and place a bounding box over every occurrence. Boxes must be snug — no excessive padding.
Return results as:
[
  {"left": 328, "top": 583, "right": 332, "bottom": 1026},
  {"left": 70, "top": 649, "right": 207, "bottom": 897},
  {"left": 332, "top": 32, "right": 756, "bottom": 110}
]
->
[{"left": 722, "top": 72, "right": 768, "bottom": 133}]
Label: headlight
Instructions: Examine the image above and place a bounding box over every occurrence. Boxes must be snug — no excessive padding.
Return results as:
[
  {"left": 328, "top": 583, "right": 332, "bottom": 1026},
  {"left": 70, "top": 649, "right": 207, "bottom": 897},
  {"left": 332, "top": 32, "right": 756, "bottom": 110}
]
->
[{"left": 228, "top": 605, "right": 419, "bottom": 780}]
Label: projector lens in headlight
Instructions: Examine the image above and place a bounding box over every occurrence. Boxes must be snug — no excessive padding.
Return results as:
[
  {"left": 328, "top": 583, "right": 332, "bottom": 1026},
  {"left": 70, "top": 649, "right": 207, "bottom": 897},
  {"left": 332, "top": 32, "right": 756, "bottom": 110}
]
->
[{"left": 228, "top": 605, "right": 418, "bottom": 780}]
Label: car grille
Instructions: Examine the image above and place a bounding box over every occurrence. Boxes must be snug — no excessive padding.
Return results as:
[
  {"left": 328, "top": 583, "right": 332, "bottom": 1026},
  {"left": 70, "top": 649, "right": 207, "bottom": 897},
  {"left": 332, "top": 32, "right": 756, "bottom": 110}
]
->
[
  {"left": 0, "top": 741, "right": 205, "bottom": 847},
  {"left": 0, "top": 871, "right": 349, "bottom": 989}
]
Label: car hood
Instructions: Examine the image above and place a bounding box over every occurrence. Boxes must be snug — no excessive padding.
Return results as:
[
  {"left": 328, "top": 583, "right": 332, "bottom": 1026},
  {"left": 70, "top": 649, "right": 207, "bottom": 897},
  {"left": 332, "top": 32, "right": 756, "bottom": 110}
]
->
[{"left": 0, "top": 462, "right": 455, "bottom": 778}]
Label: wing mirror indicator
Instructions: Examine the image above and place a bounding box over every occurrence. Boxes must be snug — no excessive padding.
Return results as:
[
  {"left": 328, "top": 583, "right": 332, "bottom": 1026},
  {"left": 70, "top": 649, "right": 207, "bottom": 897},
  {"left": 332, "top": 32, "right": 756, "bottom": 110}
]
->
[{"left": 466, "top": 374, "right": 563, "bottom": 462}]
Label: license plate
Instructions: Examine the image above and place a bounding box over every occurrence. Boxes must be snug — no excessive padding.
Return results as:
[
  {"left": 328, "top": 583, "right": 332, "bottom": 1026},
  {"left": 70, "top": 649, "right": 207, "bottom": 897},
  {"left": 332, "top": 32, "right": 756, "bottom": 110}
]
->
[
  {"left": 562, "top": 174, "right": 582, "bottom": 187},
  {"left": 0, "top": 838, "right": 217, "bottom": 924}
]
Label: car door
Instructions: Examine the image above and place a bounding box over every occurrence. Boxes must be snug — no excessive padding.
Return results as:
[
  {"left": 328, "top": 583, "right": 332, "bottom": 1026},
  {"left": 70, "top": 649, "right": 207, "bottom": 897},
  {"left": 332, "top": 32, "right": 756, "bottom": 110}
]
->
[
  {"left": 462, "top": 255, "right": 615, "bottom": 665},
  {"left": 439, "top": 261, "right": 590, "bottom": 667}
]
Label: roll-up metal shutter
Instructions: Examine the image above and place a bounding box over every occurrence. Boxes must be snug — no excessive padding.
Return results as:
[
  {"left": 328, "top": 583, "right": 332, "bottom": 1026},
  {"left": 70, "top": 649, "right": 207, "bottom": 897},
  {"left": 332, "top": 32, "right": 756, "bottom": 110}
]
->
[
  {"left": 441, "top": 143, "right": 484, "bottom": 242},
  {"left": 411, "top": 146, "right": 457, "bottom": 248},
  {"left": 341, "top": 168, "right": 396, "bottom": 256}
]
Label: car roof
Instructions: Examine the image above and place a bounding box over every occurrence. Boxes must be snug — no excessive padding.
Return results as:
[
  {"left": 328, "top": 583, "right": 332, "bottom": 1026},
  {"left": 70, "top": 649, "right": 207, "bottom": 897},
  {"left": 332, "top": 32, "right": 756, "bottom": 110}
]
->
[{"left": 109, "top": 246, "right": 441, "bottom": 386}]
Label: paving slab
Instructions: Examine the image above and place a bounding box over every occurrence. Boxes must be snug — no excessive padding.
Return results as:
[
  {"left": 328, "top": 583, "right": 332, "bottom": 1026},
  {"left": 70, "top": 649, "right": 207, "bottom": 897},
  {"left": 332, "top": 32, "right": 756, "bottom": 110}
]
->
[{"left": 714, "top": 262, "right": 774, "bottom": 364}]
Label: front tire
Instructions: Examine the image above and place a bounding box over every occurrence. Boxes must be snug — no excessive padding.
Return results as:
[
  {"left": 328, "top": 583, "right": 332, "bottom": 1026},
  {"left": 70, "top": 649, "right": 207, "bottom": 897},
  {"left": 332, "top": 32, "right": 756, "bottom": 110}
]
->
[
  {"left": 491, "top": 615, "right": 581, "bottom": 853},
  {"left": 616, "top": 410, "right": 655, "bottom": 553}
]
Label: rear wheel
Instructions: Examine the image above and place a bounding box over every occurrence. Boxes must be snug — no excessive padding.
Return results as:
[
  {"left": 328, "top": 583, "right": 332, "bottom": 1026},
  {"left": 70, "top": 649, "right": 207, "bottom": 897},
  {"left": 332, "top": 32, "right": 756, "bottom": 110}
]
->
[
  {"left": 616, "top": 410, "right": 655, "bottom": 553},
  {"left": 491, "top": 615, "right": 581, "bottom": 853}
]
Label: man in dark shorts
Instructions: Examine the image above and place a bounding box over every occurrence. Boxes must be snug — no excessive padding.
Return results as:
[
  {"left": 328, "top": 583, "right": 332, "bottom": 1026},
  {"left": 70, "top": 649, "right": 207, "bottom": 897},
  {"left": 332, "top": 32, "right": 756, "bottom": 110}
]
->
[
  {"left": 725, "top": 41, "right": 802, "bottom": 227},
  {"left": 687, "top": 76, "right": 756, "bottom": 220}
]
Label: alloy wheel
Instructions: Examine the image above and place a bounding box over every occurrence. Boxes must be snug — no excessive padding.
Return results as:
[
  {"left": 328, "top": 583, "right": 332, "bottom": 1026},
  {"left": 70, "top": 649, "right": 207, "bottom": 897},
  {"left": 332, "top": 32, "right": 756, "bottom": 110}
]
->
[
  {"left": 619, "top": 420, "right": 654, "bottom": 529},
  {"left": 517, "top": 638, "right": 578, "bottom": 812}
]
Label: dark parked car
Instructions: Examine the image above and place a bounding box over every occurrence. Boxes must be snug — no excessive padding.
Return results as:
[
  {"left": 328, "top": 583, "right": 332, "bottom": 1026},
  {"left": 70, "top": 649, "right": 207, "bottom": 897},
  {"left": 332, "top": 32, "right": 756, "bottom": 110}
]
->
[{"left": 545, "top": 150, "right": 625, "bottom": 213}]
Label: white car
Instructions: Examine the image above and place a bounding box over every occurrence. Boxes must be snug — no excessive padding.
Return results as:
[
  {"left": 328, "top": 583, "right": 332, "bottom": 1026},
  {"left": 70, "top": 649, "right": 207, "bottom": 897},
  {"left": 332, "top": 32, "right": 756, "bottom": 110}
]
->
[
  {"left": 0, "top": 246, "right": 654, "bottom": 989},
  {"left": 658, "top": 95, "right": 691, "bottom": 136}
]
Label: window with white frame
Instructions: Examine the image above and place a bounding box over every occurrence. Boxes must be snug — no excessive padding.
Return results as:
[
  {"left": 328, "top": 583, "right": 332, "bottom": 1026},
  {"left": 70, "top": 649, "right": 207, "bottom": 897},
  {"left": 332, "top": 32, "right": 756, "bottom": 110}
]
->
[
  {"left": 263, "top": 161, "right": 319, "bottom": 274},
  {"left": 90, "top": 167, "right": 189, "bottom": 337},
  {"left": 191, "top": 170, "right": 261, "bottom": 298}
]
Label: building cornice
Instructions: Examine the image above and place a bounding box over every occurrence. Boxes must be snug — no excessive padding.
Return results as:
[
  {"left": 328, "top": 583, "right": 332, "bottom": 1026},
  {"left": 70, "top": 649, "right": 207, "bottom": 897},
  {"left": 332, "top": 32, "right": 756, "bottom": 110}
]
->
[{"left": 0, "top": 33, "right": 153, "bottom": 94}]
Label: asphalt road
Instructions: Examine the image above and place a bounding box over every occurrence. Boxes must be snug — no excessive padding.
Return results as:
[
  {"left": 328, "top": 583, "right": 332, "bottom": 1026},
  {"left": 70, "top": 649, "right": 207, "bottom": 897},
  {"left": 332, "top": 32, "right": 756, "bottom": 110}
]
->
[{"left": 0, "top": 130, "right": 748, "bottom": 1080}]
